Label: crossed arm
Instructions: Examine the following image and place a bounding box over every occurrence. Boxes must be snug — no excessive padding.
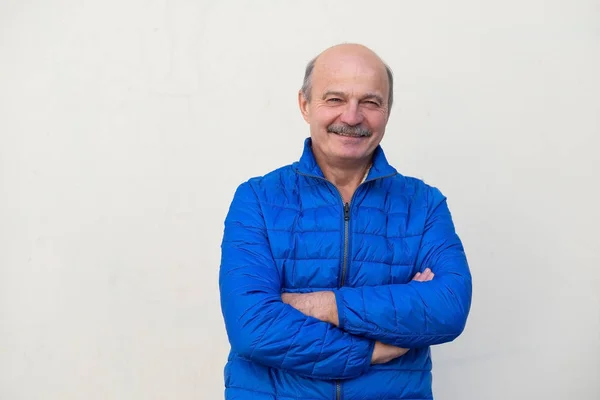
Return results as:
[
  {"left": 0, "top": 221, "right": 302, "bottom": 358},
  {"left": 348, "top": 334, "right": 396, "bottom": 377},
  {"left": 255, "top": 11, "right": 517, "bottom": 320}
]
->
[
  {"left": 281, "top": 268, "right": 435, "bottom": 327},
  {"left": 281, "top": 268, "right": 436, "bottom": 359},
  {"left": 219, "top": 181, "right": 472, "bottom": 380}
]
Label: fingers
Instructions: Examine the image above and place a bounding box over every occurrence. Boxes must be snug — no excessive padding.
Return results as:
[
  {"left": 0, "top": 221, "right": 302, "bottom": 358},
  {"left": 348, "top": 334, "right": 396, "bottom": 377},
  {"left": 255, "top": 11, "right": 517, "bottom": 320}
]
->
[
  {"left": 423, "top": 268, "right": 434, "bottom": 281},
  {"left": 412, "top": 268, "right": 434, "bottom": 282}
]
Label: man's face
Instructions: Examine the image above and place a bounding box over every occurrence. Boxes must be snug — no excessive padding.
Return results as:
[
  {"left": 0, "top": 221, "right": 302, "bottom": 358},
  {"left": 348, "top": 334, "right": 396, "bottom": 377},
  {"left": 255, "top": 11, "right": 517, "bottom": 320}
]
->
[{"left": 299, "top": 49, "right": 390, "bottom": 164}]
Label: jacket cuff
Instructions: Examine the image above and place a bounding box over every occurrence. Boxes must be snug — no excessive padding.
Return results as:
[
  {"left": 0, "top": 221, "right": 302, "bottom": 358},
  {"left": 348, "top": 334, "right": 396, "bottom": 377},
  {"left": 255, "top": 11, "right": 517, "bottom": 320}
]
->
[
  {"left": 334, "top": 289, "right": 347, "bottom": 329},
  {"left": 348, "top": 333, "right": 375, "bottom": 376}
]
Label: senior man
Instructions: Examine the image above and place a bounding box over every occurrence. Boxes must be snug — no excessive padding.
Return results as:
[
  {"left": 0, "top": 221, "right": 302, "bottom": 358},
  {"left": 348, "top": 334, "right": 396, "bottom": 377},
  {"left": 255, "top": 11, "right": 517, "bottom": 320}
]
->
[{"left": 219, "top": 43, "right": 472, "bottom": 400}]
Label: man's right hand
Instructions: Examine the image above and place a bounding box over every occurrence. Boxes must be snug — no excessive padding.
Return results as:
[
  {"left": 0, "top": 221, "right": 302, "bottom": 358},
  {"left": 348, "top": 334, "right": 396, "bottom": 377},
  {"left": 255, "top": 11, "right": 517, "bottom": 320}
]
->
[{"left": 370, "top": 268, "right": 435, "bottom": 364}]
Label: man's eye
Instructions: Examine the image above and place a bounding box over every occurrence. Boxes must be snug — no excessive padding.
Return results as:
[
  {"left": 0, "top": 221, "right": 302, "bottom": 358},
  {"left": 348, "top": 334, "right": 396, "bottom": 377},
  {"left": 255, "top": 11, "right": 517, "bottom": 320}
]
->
[
  {"left": 365, "top": 101, "right": 380, "bottom": 106},
  {"left": 327, "top": 98, "right": 342, "bottom": 102}
]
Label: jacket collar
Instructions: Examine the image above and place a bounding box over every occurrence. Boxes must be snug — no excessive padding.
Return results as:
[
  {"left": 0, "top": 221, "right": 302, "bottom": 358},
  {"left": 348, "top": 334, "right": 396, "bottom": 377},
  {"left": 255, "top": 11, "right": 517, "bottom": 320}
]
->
[{"left": 293, "top": 137, "right": 397, "bottom": 181}]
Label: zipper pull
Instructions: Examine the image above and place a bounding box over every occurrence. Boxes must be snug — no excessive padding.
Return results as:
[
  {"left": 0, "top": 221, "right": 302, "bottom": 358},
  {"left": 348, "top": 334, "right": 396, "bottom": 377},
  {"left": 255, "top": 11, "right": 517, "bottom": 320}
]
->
[{"left": 344, "top": 202, "right": 350, "bottom": 221}]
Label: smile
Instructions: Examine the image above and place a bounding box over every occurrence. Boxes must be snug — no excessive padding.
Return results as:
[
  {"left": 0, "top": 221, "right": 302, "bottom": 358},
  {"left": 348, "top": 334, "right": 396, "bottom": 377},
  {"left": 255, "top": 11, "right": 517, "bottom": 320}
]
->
[{"left": 331, "top": 131, "right": 370, "bottom": 138}]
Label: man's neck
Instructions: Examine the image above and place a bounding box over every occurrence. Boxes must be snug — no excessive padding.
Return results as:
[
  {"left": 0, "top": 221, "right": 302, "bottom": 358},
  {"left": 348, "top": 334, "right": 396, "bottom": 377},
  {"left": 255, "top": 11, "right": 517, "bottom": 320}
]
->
[{"left": 316, "top": 155, "right": 372, "bottom": 203}]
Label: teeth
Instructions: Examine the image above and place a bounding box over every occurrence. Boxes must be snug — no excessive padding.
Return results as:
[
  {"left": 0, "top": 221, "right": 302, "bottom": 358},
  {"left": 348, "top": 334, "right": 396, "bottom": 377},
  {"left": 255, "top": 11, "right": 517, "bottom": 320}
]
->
[{"left": 329, "top": 130, "right": 370, "bottom": 137}]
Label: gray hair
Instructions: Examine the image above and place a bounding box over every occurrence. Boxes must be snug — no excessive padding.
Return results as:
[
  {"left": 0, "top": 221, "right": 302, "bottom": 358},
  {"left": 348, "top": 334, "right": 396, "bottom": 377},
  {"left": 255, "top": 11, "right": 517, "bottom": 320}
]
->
[{"left": 300, "top": 56, "right": 394, "bottom": 111}]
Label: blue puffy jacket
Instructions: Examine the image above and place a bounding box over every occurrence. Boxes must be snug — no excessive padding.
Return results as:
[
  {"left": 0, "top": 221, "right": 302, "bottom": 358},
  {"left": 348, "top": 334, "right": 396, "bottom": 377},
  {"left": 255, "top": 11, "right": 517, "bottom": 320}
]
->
[{"left": 219, "top": 138, "right": 472, "bottom": 400}]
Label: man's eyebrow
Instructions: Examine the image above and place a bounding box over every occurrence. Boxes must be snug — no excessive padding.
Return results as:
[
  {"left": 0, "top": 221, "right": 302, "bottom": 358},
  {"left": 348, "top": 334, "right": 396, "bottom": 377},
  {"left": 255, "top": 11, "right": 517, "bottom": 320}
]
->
[
  {"left": 322, "top": 91, "right": 346, "bottom": 99},
  {"left": 362, "top": 93, "right": 385, "bottom": 104},
  {"left": 321, "top": 91, "right": 385, "bottom": 104}
]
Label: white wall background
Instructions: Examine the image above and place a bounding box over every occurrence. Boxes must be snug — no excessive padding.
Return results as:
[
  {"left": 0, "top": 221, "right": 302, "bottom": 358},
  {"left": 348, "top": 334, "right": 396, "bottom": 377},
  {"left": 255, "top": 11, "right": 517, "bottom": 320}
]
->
[{"left": 1, "top": 1, "right": 599, "bottom": 399}]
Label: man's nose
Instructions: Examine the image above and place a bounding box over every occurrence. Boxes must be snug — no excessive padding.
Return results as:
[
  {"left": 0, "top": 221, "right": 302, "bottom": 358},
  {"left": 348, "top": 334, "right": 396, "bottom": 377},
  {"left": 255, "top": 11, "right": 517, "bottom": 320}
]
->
[{"left": 339, "top": 101, "right": 364, "bottom": 126}]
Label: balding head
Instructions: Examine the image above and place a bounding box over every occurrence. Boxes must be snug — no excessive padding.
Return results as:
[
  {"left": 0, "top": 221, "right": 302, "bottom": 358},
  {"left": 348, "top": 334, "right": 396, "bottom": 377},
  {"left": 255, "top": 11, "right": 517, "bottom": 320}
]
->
[{"left": 301, "top": 44, "right": 394, "bottom": 112}]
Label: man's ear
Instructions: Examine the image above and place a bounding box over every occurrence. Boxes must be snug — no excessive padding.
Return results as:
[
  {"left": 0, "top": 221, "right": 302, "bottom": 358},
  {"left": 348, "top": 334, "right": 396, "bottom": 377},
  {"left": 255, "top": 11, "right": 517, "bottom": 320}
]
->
[{"left": 298, "top": 90, "right": 310, "bottom": 123}]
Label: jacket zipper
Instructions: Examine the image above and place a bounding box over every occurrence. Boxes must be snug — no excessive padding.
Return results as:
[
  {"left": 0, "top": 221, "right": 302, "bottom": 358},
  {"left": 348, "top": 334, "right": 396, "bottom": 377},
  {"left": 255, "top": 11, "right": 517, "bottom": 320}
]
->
[
  {"left": 336, "top": 202, "right": 352, "bottom": 400},
  {"left": 295, "top": 169, "right": 396, "bottom": 400},
  {"left": 340, "top": 202, "right": 350, "bottom": 287}
]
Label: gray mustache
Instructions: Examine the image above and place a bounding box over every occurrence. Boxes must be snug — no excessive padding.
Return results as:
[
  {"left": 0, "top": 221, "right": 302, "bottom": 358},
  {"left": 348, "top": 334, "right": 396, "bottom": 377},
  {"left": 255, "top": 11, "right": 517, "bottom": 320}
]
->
[{"left": 327, "top": 124, "right": 372, "bottom": 137}]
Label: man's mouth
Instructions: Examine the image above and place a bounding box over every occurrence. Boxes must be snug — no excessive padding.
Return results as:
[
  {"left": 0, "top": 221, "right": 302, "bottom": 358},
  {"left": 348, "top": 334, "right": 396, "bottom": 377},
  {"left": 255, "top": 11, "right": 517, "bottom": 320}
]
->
[
  {"left": 327, "top": 124, "right": 372, "bottom": 138},
  {"left": 332, "top": 131, "right": 368, "bottom": 138}
]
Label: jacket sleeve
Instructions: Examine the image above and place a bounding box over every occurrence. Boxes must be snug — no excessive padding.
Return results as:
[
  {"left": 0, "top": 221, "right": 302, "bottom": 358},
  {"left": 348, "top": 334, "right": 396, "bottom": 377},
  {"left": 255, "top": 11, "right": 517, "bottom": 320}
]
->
[
  {"left": 334, "top": 186, "right": 472, "bottom": 348},
  {"left": 219, "top": 181, "right": 375, "bottom": 380}
]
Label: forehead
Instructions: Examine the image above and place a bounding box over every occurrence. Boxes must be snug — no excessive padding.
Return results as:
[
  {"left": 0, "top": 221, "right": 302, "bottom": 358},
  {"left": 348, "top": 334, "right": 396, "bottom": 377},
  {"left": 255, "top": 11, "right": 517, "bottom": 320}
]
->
[{"left": 312, "top": 53, "right": 389, "bottom": 97}]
